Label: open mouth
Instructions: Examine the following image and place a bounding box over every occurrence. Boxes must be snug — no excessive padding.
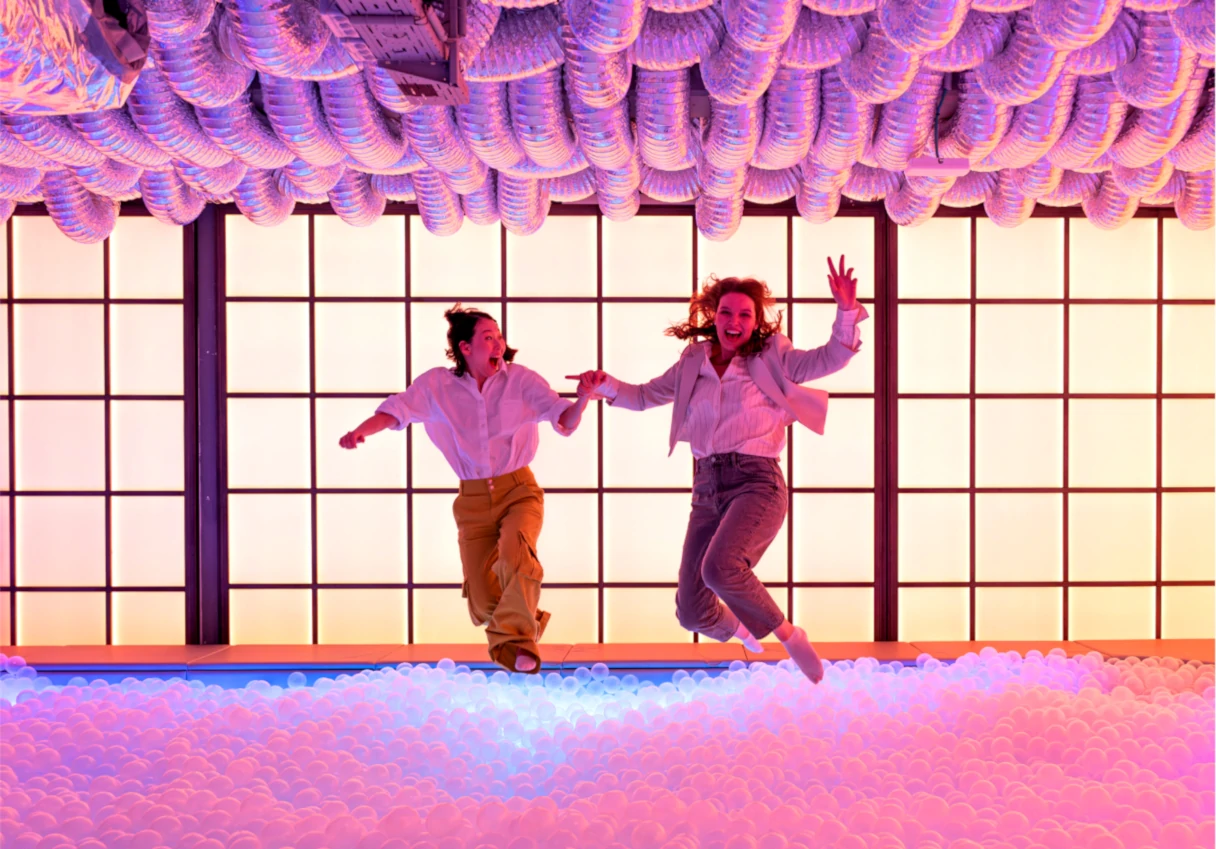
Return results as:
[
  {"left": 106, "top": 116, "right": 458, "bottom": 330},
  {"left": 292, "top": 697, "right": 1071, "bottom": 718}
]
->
[
  {"left": 489, "top": 356, "right": 501, "bottom": 369},
  {"left": 724, "top": 331, "right": 743, "bottom": 341}
]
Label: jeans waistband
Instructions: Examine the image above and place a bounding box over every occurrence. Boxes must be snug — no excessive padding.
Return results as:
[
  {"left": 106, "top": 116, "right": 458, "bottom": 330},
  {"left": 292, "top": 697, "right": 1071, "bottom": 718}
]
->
[{"left": 695, "top": 452, "right": 778, "bottom": 470}]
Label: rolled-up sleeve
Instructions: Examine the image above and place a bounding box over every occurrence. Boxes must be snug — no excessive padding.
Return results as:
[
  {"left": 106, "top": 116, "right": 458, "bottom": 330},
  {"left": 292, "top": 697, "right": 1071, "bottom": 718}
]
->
[
  {"left": 375, "top": 373, "right": 433, "bottom": 430},
  {"left": 831, "top": 305, "right": 868, "bottom": 353},
  {"left": 520, "top": 369, "right": 575, "bottom": 436}
]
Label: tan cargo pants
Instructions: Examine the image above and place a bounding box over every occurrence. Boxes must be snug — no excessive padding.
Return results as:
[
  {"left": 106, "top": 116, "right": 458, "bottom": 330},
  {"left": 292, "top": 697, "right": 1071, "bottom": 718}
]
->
[{"left": 453, "top": 466, "right": 550, "bottom": 673}]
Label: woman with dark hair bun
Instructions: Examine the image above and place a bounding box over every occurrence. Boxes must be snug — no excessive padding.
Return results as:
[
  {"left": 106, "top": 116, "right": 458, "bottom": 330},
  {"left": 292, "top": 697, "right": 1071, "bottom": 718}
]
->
[
  {"left": 570, "top": 257, "right": 866, "bottom": 683},
  {"left": 341, "top": 305, "right": 593, "bottom": 674}
]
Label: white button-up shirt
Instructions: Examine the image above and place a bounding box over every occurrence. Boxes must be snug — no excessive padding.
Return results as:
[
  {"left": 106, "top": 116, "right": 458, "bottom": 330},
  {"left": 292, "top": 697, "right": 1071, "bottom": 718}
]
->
[{"left": 376, "top": 364, "right": 572, "bottom": 480}]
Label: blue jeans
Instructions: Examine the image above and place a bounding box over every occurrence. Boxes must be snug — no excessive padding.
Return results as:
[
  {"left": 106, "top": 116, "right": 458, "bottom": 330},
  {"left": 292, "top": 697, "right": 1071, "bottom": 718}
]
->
[{"left": 676, "top": 452, "right": 788, "bottom": 642}]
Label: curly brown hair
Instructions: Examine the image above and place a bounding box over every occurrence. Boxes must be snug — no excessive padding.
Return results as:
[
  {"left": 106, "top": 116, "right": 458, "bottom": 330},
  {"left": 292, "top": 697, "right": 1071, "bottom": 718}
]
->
[
  {"left": 666, "top": 276, "right": 784, "bottom": 357},
  {"left": 445, "top": 304, "right": 517, "bottom": 377}
]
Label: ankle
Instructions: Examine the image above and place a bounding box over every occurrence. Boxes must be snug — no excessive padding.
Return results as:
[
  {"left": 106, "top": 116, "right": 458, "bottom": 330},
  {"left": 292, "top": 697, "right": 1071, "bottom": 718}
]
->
[{"left": 772, "top": 621, "right": 797, "bottom": 643}]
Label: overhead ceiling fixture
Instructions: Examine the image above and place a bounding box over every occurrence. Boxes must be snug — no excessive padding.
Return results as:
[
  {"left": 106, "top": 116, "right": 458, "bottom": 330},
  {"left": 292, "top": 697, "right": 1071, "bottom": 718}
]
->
[
  {"left": 321, "top": 0, "right": 467, "bottom": 106},
  {"left": 906, "top": 72, "right": 969, "bottom": 178}
]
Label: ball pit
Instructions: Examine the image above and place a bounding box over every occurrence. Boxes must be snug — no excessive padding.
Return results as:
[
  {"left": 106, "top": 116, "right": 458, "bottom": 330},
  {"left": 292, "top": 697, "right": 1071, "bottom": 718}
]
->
[{"left": 1, "top": 648, "right": 1212, "bottom": 849}]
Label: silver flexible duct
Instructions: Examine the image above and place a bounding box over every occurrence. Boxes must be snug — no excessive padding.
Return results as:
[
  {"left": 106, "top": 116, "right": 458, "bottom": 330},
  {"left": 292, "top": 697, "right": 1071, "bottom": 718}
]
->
[
  {"left": 498, "top": 172, "right": 550, "bottom": 233},
  {"left": 780, "top": 8, "right": 865, "bottom": 70},
  {"left": 1170, "top": 0, "right": 1215, "bottom": 57},
  {"left": 1064, "top": 10, "right": 1138, "bottom": 75},
  {"left": 842, "top": 162, "right": 900, "bottom": 199},
  {"left": 753, "top": 67, "right": 819, "bottom": 168},
  {"left": 69, "top": 109, "right": 171, "bottom": 170},
  {"left": 937, "top": 70, "right": 1013, "bottom": 162},
  {"left": 1168, "top": 93, "right": 1214, "bottom": 171},
  {"left": 320, "top": 75, "right": 408, "bottom": 170},
  {"left": 636, "top": 69, "right": 699, "bottom": 170},
  {"left": 569, "top": 94, "right": 636, "bottom": 171},
  {"left": 978, "top": 73, "right": 1077, "bottom": 169},
  {"left": 975, "top": 10, "right": 1069, "bottom": 106},
  {"left": 327, "top": 169, "right": 387, "bottom": 226},
  {"left": 405, "top": 106, "right": 477, "bottom": 175},
  {"left": 795, "top": 180, "right": 841, "bottom": 223},
  {"left": 371, "top": 173, "right": 416, "bottom": 201},
  {"left": 467, "top": 7, "right": 565, "bottom": 82},
  {"left": 1126, "top": 0, "right": 1189, "bottom": 9},
  {"left": 801, "top": 158, "right": 851, "bottom": 191},
  {"left": 702, "top": 34, "right": 783, "bottom": 104},
  {"left": 509, "top": 69, "right": 580, "bottom": 166},
  {"left": 649, "top": 0, "right": 715, "bottom": 10},
  {"left": 924, "top": 10, "right": 1011, "bottom": 72},
  {"left": 145, "top": 0, "right": 216, "bottom": 45},
  {"left": 641, "top": 164, "right": 702, "bottom": 200},
  {"left": 1112, "top": 11, "right": 1201, "bottom": 109},
  {"left": 1175, "top": 168, "right": 1213, "bottom": 228},
  {"left": 498, "top": 149, "right": 590, "bottom": 176},
  {"left": 839, "top": 17, "right": 922, "bottom": 104},
  {"left": 879, "top": 0, "right": 971, "bottom": 55},
  {"left": 462, "top": 173, "right": 501, "bottom": 226},
  {"left": 0, "top": 114, "right": 105, "bottom": 167},
  {"left": 812, "top": 66, "right": 875, "bottom": 168},
  {"left": 1109, "top": 68, "right": 1207, "bottom": 167},
  {"left": 700, "top": 159, "right": 749, "bottom": 197},
  {"left": 177, "top": 159, "right": 248, "bottom": 194},
  {"left": 724, "top": 0, "right": 802, "bottom": 53},
  {"left": 0, "top": 200, "right": 13, "bottom": 223},
  {"left": 1036, "top": 168, "right": 1101, "bottom": 204},
  {"left": 1046, "top": 73, "right": 1129, "bottom": 169},
  {"left": 807, "top": 0, "right": 877, "bottom": 14},
  {"left": 413, "top": 168, "right": 466, "bottom": 234},
  {"left": 983, "top": 167, "right": 1036, "bottom": 225},
  {"left": 941, "top": 169, "right": 998, "bottom": 205},
  {"left": 1141, "top": 167, "right": 1186, "bottom": 204},
  {"left": 1082, "top": 173, "right": 1139, "bottom": 228},
  {"left": 1031, "top": 0, "right": 1124, "bottom": 51},
  {"left": 221, "top": 0, "right": 356, "bottom": 79},
  {"left": 465, "top": 0, "right": 505, "bottom": 63},
  {"left": 547, "top": 167, "right": 597, "bottom": 199},
  {"left": 1009, "top": 158, "right": 1064, "bottom": 196},
  {"left": 631, "top": 8, "right": 725, "bottom": 70},
  {"left": 871, "top": 68, "right": 942, "bottom": 171},
  {"left": 441, "top": 158, "right": 491, "bottom": 194},
  {"left": 704, "top": 99, "right": 765, "bottom": 169},
  {"left": 139, "top": 168, "right": 209, "bottom": 224},
  {"left": 559, "top": 1, "right": 633, "bottom": 105},
  {"left": 153, "top": 21, "right": 254, "bottom": 109},
  {"left": 0, "top": 166, "right": 43, "bottom": 200},
  {"left": 1111, "top": 158, "right": 1176, "bottom": 196},
  {"left": 196, "top": 89, "right": 295, "bottom": 169},
  {"left": 40, "top": 169, "right": 119, "bottom": 243},
  {"left": 364, "top": 66, "right": 420, "bottom": 115},
  {"left": 884, "top": 176, "right": 941, "bottom": 224},
  {"left": 567, "top": 0, "right": 647, "bottom": 54},
  {"left": 127, "top": 62, "right": 235, "bottom": 168},
  {"left": 458, "top": 82, "right": 529, "bottom": 169},
  {"left": 278, "top": 159, "right": 345, "bottom": 195},
  {"left": 232, "top": 166, "right": 296, "bottom": 225},
  {"left": 0, "top": 123, "right": 53, "bottom": 168},
  {"left": 696, "top": 192, "right": 745, "bottom": 239},
  {"left": 259, "top": 74, "right": 347, "bottom": 166},
  {"left": 905, "top": 172, "right": 958, "bottom": 195}
]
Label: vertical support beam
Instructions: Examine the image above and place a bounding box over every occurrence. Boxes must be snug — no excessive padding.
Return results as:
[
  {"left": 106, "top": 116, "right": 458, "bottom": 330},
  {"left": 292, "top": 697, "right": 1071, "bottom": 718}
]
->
[
  {"left": 880, "top": 210, "right": 899, "bottom": 642},
  {"left": 196, "top": 207, "right": 225, "bottom": 644}
]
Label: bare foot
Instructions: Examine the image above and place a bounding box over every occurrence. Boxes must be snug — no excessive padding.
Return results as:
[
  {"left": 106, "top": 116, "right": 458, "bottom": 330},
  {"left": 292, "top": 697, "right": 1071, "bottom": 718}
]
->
[
  {"left": 779, "top": 626, "right": 824, "bottom": 683},
  {"left": 734, "top": 623, "right": 764, "bottom": 654},
  {"left": 515, "top": 654, "right": 538, "bottom": 673}
]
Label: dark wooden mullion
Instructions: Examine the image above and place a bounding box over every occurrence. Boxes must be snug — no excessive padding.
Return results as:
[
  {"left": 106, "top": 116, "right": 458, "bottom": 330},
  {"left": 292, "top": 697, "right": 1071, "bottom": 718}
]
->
[
  {"left": 1156, "top": 217, "right": 1165, "bottom": 638},
  {"left": 405, "top": 215, "right": 415, "bottom": 644},
  {"left": 969, "top": 216, "right": 977, "bottom": 642},
  {"left": 596, "top": 214, "right": 605, "bottom": 643},
  {"left": 6, "top": 216, "right": 14, "bottom": 645},
  {"left": 183, "top": 223, "right": 200, "bottom": 644},
  {"left": 785, "top": 214, "right": 795, "bottom": 625},
  {"left": 883, "top": 210, "right": 900, "bottom": 641},
  {"left": 103, "top": 237, "right": 112, "bottom": 644},
  {"left": 1062, "top": 219, "right": 1071, "bottom": 638},
  {"left": 308, "top": 216, "right": 319, "bottom": 644}
]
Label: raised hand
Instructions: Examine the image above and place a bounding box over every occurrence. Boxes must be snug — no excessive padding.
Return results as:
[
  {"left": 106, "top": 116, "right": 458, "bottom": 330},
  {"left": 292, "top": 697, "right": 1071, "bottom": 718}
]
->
[
  {"left": 566, "top": 371, "right": 609, "bottom": 400},
  {"left": 827, "top": 254, "right": 859, "bottom": 311}
]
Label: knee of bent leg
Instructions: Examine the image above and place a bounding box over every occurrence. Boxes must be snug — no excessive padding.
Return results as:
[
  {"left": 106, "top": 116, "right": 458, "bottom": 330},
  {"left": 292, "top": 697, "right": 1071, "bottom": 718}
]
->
[
  {"left": 498, "top": 530, "right": 543, "bottom": 582},
  {"left": 699, "top": 552, "right": 739, "bottom": 596}
]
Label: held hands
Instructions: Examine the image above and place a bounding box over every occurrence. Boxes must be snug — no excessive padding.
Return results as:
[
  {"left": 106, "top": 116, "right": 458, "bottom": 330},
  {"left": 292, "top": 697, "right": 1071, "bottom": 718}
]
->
[
  {"left": 566, "top": 370, "right": 610, "bottom": 401},
  {"left": 827, "top": 255, "right": 859, "bottom": 312}
]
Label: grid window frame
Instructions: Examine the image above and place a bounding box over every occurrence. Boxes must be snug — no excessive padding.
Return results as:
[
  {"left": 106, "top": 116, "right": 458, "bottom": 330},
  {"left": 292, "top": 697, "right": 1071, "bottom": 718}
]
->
[
  {"left": 3, "top": 210, "right": 198, "bottom": 646},
  {"left": 218, "top": 206, "right": 886, "bottom": 644},
  {"left": 889, "top": 211, "right": 1216, "bottom": 642}
]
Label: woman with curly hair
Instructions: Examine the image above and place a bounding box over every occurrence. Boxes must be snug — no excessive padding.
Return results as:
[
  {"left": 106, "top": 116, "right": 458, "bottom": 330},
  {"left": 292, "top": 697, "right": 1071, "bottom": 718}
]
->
[
  {"left": 571, "top": 257, "right": 866, "bottom": 683},
  {"left": 341, "top": 305, "right": 594, "bottom": 675}
]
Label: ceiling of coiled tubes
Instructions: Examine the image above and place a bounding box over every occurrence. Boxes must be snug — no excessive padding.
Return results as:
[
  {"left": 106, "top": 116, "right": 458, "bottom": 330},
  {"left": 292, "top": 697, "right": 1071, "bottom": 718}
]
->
[{"left": 0, "top": 0, "right": 1213, "bottom": 243}]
